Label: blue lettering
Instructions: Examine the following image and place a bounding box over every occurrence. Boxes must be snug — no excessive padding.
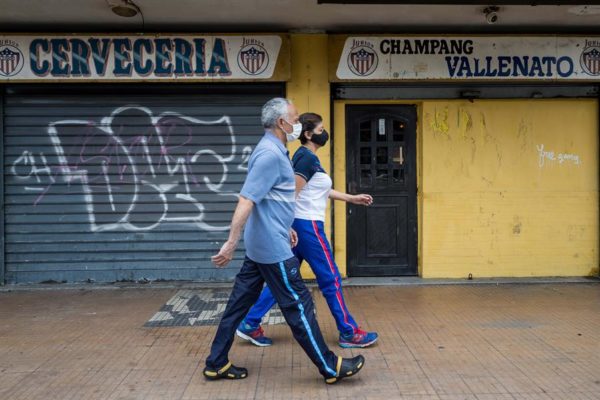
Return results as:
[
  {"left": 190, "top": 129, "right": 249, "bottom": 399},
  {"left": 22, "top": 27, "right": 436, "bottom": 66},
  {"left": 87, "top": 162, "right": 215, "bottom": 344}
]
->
[
  {"left": 194, "top": 39, "right": 206, "bottom": 75},
  {"left": 512, "top": 56, "right": 529, "bottom": 77},
  {"left": 29, "top": 39, "right": 50, "bottom": 76},
  {"left": 557, "top": 56, "right": 574, "bottom": 77},
  {"left": 530, "top": 57, "right": 544, "bottom": 77},
  {"left": 457, "top": 57, "right": 473, "bottom": 77},
  {"left": 542, "top": 57, "right": 556, "bottom": 77},
  {"left": 497, "top": 56, "right": 511, "bottom": 77},
  {"left": 473, "top": 58, "right": 487, "bottom": 77},
  {"left": 154, "top": 39, "right": 173, "bottom": 76},
  {"left": 89, "top": 38, "right": 111, "bottom": 76},
  {"left": 113, "top": 39, "right": 132, "bottom": 76},
  {"left": 50, "top": 39, "right": 70, "bottom": 76},
  {"left": 69, "top": 38, "right": 90, "bottom": 76},
  {"left": 445, "top": 56, "right": 460, "bottom": 77},
  {"left": 133, "top": 39, "right": 153, "bottom": 76},
  {"left": 208, "top": 38, "right": 231, "bottom": 76},
  {"left": 173, "top": 38, "right": 193, "bottom": 76},
  {"left": 485, "top": 57, "right": 498, "bottom": 77}
]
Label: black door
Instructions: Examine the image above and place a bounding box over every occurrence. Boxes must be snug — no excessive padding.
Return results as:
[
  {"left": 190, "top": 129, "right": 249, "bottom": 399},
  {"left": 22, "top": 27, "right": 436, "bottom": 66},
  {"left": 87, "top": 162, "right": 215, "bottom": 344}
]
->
[{"left": 346, "top": 105, "right": 417, "bottom": 276}]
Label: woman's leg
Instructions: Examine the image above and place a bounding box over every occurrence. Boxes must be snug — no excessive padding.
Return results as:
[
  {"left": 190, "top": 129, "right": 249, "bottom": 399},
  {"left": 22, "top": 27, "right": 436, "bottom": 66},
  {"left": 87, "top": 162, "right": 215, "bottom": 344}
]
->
[
  {"left": 241, "top": 285, "right": 277, "bottom": 330},
  {"left": 242, "top": 241, "right": 305, "bottom": 330},
  {"left": 292, "top": 219, "right": 359, "bottom": 337}
]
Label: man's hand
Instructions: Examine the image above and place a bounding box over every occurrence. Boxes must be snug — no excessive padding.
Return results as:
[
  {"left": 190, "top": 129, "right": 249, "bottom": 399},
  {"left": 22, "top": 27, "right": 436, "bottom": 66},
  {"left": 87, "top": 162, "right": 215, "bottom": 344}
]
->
[
  {"left": 212, "top": 240, "right": 238, "bottom": 268},
  {"left": 290, "top": 229, "right": 298, "bottom": 248},
  {"left": 211, "top": 196, "right": 254, "bottom": 269},
  {"left": 351, "top": 194, "right": 373, "bottom": 206}
]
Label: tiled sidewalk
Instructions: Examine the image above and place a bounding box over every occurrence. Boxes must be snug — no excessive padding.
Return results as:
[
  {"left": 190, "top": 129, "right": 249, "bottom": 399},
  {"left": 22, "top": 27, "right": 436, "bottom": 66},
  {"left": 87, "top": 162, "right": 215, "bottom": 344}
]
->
[{"left": 1, "top": 283, "right": 599, "bottom": 399}]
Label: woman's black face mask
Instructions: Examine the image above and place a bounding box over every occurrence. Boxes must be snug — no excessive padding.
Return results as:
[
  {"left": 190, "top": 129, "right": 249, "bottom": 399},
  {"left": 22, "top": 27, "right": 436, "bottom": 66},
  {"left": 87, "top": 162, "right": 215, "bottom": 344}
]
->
[{"left": 310, "top": 129, "right": 329, "bottom": 146}]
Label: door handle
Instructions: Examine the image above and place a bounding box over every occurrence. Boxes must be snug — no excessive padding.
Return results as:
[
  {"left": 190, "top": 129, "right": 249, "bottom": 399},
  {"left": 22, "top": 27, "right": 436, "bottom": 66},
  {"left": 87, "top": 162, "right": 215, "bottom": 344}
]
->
[
  {"left": 393, "top": 146, "right": 404, "bottom": 165},
  {"left": 400, "top": 146, "right": 404, "bottom": 165}
]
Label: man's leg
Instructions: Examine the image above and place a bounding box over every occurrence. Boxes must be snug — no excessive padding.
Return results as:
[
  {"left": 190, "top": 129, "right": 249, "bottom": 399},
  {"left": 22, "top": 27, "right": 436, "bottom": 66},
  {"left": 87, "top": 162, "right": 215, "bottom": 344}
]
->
[
  {"left": 238, "top": 244, "right": 305, "bottom": 334},
  {"left": 241, "top": 285, "right": 277, "bottom": 330},
  {"left": 259, "top": 256, "right": 339, "bottom": 378},
  {"left": 205, "top": 257, "right": 265, "bottom": 373}
]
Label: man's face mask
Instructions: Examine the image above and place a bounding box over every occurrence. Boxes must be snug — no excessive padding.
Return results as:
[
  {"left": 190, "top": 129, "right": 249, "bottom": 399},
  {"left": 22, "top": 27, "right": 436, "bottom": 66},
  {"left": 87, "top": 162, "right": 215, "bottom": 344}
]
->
[{"left": 282, "top": 119, "right": 303, "bottom": 142}]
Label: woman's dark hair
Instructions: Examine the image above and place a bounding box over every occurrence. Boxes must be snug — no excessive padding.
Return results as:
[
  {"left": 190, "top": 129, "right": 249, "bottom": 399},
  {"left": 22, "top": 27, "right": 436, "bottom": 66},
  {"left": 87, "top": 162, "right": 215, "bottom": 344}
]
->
[{"left": 299, "top": 112, "right": 323, "bottom": 144}]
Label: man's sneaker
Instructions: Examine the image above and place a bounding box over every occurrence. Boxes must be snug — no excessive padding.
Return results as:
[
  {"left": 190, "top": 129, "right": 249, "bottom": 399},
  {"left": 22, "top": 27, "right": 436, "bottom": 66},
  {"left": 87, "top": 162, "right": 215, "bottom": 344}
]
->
[
  {"left": 236, "top": 323, "right": 273, "bottom": 347},
  {"left": 203, "top": 362, "right": 248, "bottom": 380},
  {"left": 338, "top": 329, "right": 379, "bottom": 348},
  {"left": 324, "top": 355, "right": 365, "bottom": 384}
]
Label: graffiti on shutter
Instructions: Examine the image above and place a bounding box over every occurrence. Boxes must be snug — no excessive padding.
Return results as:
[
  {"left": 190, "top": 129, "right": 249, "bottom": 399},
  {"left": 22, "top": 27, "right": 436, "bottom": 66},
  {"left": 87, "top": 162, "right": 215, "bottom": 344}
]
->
[{"left": 10, "top": 106, "right": 252, "bottom": 232}]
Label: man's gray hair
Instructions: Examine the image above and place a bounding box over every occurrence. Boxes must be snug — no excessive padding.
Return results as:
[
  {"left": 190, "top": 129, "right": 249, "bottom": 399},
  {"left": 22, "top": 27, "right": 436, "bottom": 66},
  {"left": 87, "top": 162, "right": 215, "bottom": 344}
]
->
[{"left": 261, "top": 97, "right": 291, "bottom": 129}]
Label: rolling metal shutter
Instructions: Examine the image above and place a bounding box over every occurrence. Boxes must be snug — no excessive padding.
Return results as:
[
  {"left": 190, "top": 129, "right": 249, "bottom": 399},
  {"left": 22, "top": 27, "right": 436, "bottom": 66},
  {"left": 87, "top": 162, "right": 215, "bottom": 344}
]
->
[{"left": 2, "top": 84, "right": 284, "bottom": 284}]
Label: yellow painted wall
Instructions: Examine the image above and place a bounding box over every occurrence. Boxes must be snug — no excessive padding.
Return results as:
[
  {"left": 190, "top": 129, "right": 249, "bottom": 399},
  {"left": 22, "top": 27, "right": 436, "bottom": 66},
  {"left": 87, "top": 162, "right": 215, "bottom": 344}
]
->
[
  {"left": 334, "top": 99, "right": 599, "bottom": 278},
  {"left": 290, "top": 34, "right": 598, "bottom": 279},
  {"left": 422, "top": 99, "right": 598, "bottom": 278},
  {"left": 286, "top": 34, "right": 331, "bottom": 279}
]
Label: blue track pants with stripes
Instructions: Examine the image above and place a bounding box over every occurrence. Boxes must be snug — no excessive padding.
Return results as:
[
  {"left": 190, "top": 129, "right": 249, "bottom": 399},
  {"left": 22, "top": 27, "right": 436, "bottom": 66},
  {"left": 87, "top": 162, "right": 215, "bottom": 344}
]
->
[
  {"left": 244, "top": 218, "right": 359, "bottom": 336},
  {"left": 205, "top": 255, "right": 338, "bottom": 378}
]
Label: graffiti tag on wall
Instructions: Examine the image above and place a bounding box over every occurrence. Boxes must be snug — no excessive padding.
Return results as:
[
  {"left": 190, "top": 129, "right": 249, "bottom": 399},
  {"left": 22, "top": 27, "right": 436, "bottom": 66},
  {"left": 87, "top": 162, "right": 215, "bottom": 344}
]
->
[
  {"left": 11, "top": 106, "right": 252, "bottom": 232},
  {"left": 537, "top": 144, "right": 581, "bottom": 168}
]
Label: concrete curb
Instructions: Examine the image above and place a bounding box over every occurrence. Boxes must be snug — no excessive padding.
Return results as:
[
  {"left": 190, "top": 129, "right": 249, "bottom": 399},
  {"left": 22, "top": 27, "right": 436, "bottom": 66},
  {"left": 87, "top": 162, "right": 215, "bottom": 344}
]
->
[{"left": 1, "top": 276, "right": 598, "bottom": 292}]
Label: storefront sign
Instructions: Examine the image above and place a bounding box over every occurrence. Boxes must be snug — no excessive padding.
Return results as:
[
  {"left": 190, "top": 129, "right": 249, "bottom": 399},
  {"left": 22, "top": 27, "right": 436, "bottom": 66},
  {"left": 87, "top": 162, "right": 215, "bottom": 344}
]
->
[
  {"left": 0, "top": 35, "right": 284, "bottom": 81},
  {"left": 336, "top": 36, "right": 600, "bottom": 80}
]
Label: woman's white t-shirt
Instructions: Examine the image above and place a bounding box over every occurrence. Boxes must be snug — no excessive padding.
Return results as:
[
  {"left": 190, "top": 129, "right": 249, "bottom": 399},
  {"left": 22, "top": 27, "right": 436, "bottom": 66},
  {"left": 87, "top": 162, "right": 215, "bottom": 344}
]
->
[{"left": 292, "top": 146, "right": 332, "bottom": 222}]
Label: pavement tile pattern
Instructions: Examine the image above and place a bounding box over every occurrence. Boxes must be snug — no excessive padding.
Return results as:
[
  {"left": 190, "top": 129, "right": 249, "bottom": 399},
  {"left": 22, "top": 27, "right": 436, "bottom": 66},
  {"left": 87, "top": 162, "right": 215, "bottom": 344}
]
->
[{"left": 1, "top": 284, "right": 599, "bottom": 399}]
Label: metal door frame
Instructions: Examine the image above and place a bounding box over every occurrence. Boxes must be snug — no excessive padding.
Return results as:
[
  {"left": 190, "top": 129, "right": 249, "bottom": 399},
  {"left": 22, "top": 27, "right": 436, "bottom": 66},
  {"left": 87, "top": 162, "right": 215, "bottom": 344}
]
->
[{"left": 333, "top": 83, "right": 599, "bottom": 100}]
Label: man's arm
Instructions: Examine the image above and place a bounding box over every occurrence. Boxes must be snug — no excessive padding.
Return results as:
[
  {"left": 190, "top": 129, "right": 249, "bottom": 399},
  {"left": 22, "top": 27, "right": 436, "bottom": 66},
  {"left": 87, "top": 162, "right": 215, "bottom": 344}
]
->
[{"left": 211, "top": 196, "right": 254, "bottom": 268}]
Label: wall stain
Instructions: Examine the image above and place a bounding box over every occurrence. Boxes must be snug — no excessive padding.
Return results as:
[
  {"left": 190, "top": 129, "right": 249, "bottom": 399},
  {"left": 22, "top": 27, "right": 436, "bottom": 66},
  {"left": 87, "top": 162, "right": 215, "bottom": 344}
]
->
[
  {"left": 457, "top": 107, "right": 473, "bottom": 140},
  {"left": 479, "top": 112, "right": 495, "bottom": 144},
  {"left": 429, "top": 107, "right": 450, "bottom": 138},
  {"left": 513, "top": 216, "right": 522, "bottom": 235},
  {"left": 567, "top": 225, "right": 587, "bottom": 241},
  {"left": 517, "top": 118, "right": 531, "bottom": 153},
  {"left": 479, "top": 112, "right": 487, "bottom": 137}
]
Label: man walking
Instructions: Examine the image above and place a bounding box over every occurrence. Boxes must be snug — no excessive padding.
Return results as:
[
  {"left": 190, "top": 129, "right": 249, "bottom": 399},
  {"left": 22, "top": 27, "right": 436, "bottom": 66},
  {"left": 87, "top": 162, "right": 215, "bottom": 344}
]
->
[{"left": 204, "top": 98, "right": 365, "bottom": 384}]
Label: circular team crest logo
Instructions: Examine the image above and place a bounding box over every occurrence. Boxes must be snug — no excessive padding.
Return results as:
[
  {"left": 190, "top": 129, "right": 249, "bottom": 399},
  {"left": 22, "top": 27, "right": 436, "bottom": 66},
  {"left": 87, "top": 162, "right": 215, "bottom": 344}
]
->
[
  {"left": 0, "top": 44, "right": 24, "bottom": 77},
  {"left": 237, "top": 44, "right": 269, "bottom": 76},
  {"left": 580, "top": 44, "right": 600, "bottom": 76},
  {"left": 347, "top": 45, "right": 378, "bottom": 77}
]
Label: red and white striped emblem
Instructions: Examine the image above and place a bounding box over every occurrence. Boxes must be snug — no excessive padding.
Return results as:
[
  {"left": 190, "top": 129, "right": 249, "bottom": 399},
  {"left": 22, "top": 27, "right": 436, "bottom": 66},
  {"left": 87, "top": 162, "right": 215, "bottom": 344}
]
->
[
  {"left": 581, "top": 47, "right": 600, "bottom": 76},
  {"left": 0, "top": 46, "right": 22, "bottom": 77},
  {"left": 348, "top": 47, "right": 377, "bottom": 76},
  {"left": 238, "top": 45, "right": 268, "bottom": 75}
]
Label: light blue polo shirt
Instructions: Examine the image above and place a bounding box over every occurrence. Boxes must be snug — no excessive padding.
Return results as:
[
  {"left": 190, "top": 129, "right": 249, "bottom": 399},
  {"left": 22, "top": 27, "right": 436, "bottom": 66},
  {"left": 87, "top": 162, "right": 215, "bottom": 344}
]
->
[{"left": 240, "top": 132, "right": 295, "bottom": 264}]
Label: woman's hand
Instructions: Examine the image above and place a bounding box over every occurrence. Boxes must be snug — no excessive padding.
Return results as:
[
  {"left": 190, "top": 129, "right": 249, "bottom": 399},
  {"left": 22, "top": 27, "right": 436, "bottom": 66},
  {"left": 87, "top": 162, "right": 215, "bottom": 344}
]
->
[{"left": 351, "top": 194, "right": 373, "bottom": 206}]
